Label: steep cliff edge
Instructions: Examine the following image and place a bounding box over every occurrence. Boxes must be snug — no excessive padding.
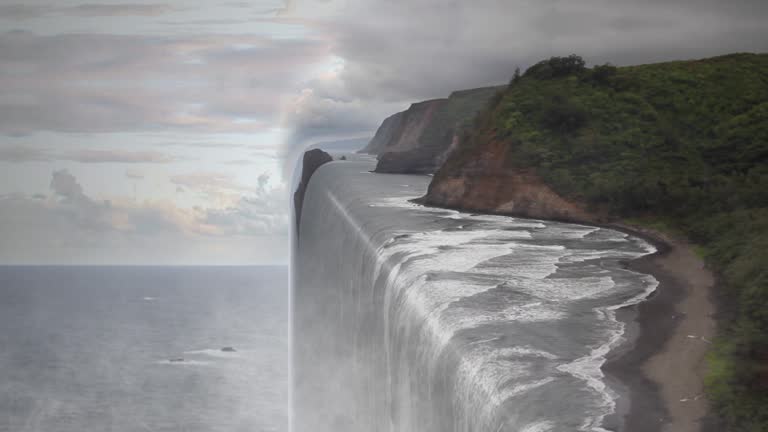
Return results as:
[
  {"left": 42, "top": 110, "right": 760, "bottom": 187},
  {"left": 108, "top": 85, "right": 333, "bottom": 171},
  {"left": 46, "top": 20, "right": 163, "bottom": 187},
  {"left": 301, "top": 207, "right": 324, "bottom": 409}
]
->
[
  {"left": 358, "top": 111, "right": 405, "bottom": 155},
  {"left": 360, "top": 86, "right": 502, "bottom": 174},
  {"left": 422, "top": 136, "right": 602, "bottom": 223},
  {"left": 293, "top": 149, "right": 332, "bottom": 231},
  {"left": 423, "top": 53, "right": 768, "bottom": 431}
]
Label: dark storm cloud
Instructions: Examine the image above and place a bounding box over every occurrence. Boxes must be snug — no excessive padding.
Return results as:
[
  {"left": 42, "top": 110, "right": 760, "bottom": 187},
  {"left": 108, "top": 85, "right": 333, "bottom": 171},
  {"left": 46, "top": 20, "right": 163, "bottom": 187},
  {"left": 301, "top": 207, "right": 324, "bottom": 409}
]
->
[
  {"left": 0, "top": 30, "right": 329, "bottom": 134},
  {"left": 283, "top": 0, "right": 768, "bottom": 161}
]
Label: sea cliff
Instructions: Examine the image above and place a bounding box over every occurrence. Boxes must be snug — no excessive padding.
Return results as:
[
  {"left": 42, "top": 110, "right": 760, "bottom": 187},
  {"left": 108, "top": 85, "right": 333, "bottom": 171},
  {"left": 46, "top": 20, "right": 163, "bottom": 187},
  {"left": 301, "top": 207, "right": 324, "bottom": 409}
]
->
[
  {"left": 360, "top": 86, "right": 502, "bottom": 174},
  {"left": 356, "top": 52, "right": 768, "bottom": 431}
]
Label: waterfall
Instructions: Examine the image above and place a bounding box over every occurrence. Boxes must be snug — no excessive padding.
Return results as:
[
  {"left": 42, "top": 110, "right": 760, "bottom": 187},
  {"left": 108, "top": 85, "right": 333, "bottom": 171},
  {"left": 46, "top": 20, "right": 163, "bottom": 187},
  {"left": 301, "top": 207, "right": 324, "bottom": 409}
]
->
[{"left": 292, "top": 160, "right": 657, "bottom": 432}]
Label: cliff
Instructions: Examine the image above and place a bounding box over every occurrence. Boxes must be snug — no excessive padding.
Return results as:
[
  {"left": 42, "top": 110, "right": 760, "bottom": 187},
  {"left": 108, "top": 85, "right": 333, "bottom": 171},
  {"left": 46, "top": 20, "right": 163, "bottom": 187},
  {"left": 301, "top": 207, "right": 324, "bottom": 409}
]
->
[
  {"left": 293, "top": 148, "right": 332, "bottom": 231},
  {"left": 421, "top": 53, "right": 768, "bottom": 430},
  {"left": 358, "top": 111, "right": 405, "bottom": 154},
  {"left": 422, "top": 137, "right": 601, "bottom": 223},
  {"left": 361, "top": 86, "right": 502, "bottom": 174}
]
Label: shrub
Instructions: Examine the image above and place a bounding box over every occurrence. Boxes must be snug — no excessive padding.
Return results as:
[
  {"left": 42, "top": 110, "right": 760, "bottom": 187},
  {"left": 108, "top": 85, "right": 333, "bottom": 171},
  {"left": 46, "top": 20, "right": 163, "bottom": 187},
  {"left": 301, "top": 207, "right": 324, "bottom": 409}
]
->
[
  {"left": 525, "top": 54, "right": 586, "bottom": 79},
  {"left": 590, "top": 63, "right": 618, "bottom": 85},
  {"left": 541, "top": 97, "right": 589, "bottom": 132}
]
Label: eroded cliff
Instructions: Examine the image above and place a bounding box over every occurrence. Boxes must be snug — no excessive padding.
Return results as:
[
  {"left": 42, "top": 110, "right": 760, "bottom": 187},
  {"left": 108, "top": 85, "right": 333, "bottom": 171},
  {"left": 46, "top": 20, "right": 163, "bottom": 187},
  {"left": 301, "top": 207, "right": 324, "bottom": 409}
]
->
[
  {"left": 360, "top": 86, "right": 502, "bottom": 174},
  {"left": 422, "top": 137, "right": 602, "bottom": 223}
]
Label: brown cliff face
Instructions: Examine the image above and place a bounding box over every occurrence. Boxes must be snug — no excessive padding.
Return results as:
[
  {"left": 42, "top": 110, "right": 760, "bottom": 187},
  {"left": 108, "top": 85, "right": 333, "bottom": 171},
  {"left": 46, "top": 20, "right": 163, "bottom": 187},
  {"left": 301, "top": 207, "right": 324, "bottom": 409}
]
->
[
  {"left": 294, "top": 149, "right": 333, "bottom": 231},
  {"left": 423, "top": 138, "right": 605, "bottom": 224}
]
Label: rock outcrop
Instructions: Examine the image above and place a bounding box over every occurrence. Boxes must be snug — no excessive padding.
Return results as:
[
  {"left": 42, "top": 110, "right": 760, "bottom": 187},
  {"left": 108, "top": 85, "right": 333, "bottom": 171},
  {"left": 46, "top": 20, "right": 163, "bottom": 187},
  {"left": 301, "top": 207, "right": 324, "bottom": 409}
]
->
[
  {"left": 360, "top": 86, "right": 502, "bottom": 174},
  {"left": 422, "top": 138, "right": 604, "bottom": 224},
  {"left": 294, "top": 149, "right": 333, "bottom": 230}
]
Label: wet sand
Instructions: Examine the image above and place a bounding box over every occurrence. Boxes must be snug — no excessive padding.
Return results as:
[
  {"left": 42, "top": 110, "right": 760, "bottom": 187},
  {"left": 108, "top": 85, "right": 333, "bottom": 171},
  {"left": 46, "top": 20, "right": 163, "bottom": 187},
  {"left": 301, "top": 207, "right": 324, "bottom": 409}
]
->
[{"left": 605, "top": 225, "right": 716, "bottom": 432}]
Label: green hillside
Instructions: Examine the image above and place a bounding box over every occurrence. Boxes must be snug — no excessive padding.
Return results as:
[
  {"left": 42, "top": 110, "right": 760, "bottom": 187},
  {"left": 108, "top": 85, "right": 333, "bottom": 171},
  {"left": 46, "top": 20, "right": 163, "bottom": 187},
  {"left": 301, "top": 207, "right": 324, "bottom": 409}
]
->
[{"left": 441, "top": 53, "right": 768, "bottom": 430}]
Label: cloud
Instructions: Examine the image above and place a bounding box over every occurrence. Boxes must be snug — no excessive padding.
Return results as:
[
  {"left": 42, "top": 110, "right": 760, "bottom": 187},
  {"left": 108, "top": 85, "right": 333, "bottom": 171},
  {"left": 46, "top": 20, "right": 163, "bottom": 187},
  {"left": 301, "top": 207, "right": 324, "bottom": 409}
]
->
[
  {"left": 50, "top": 169, "right": 85, "bottom": 201},
  {"left": 224, "top": 159, "right": 257, "bottom": 165},
  {"left": 0, "top": 146, "right": 177, "bottom": 163},
  {"left": 280, "top": 0, "right": 768, "bottom": 163},
  {"left": 258, "top": 173, "right": 270, "bottom": 188},
  {"left": 0, "top": 3, "right": 174, "bottom": 20},
  {"left": 168, "top": 169, "right": 289, "bottom": 235},
  {"left": 7, "top": 169, "right": 290, "bottom": 239},
  {"left": 64, "top": 149, "right": 176, "bottom": 163},
  {"left": 0, "top": 5, "right": 48, "bottom": 20},
  {"left": 0, "top": 145, "right": 49, "bottom": 162},
  {"left": 0, "top": 31, "right": 330, "bottom": 135},
  {"left": 170, "top": 172, "right": 250, "bottom": 193},
  {"left": 125, "top": 168, "right": 145, "bottom": 179},
  {"left": 0, "top": 191, "right": 289, "bottom": 264},
  {"left": 67, "top": 3, "right": 174, "bottom": 17}
]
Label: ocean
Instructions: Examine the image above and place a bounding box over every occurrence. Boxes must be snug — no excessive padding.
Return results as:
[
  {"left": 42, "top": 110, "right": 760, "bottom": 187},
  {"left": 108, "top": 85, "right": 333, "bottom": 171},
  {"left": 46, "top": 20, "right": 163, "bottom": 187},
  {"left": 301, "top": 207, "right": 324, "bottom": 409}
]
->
[
  {"left": 0, "top": 266, "right": 288, "bottom": 432},
  {"left": 293, "top": 159, "right": 658, "bottom": 432}
]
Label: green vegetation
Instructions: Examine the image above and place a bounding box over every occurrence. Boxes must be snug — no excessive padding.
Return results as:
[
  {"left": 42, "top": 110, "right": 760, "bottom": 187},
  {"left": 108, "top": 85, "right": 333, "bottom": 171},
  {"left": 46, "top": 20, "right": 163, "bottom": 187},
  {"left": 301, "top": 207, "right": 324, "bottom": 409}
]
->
[{"left": 455, "top": 53, "right": 768, "bottom": 430}]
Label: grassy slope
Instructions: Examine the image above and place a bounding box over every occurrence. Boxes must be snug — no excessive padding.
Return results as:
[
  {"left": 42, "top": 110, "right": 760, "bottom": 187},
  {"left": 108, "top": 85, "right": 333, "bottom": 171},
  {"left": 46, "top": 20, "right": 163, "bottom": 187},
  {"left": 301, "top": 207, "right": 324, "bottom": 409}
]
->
[{"left": 444, "top": 53, "right": 768, "bottom": 430}]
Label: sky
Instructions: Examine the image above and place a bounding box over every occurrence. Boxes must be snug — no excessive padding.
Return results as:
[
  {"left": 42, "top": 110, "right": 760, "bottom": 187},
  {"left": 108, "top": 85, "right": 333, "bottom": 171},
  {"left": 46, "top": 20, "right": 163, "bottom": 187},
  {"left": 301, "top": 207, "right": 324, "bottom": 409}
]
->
[{"left": 0, "top": 0, "right": 766, "bottom": 265}]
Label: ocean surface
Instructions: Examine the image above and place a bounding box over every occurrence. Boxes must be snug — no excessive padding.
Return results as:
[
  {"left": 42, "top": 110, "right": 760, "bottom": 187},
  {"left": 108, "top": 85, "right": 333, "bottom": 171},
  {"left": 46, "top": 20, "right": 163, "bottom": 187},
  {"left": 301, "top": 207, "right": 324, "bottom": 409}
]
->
[
  {"left": 0, "top": 266, "right": 288, "bottom": 432},
  {"left": 293, "top": 159, "right": 658, "bottom": 432}
]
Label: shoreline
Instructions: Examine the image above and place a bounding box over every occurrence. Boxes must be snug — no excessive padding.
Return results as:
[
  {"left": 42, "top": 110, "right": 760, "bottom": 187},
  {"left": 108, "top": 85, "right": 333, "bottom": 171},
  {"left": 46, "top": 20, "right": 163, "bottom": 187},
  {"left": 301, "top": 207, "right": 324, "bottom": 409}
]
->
[
  {"left": 412, "top": 198, "right": 717, "bottom": 431},
  {"left": 602, "top": 223, "right": 716, "bottom": 432}
]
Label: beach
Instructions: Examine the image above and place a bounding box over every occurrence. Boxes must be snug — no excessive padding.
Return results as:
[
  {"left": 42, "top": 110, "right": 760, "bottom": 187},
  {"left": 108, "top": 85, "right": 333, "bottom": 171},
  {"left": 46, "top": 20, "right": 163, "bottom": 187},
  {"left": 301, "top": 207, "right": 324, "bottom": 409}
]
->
[{"left": 605, "top": 225, "right": 716, "bottom": 432}]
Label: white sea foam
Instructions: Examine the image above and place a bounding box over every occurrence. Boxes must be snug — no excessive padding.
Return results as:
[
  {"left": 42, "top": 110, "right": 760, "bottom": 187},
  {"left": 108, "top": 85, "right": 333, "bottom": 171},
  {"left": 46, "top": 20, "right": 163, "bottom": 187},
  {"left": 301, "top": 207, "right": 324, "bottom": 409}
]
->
[
  {"left": 556, "top": 270, "right": 658, "bottom": 431},
  {"left": 360, "top": 191, "right": 660, "bottom": 431}
]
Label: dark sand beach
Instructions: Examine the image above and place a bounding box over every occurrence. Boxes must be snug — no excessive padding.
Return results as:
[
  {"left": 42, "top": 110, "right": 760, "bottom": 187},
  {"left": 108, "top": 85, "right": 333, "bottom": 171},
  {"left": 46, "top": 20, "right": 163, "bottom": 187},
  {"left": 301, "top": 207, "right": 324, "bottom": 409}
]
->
[{"left": 605, "top": 225, "right": 716, "bottom": 432}]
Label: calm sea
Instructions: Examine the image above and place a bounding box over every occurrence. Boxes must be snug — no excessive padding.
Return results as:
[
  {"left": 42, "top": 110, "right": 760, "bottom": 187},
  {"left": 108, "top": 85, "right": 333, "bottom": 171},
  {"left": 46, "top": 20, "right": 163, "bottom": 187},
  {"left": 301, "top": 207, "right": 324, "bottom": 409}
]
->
[{"left": 0, "top": 266, "right": 287, "bottom": 432}]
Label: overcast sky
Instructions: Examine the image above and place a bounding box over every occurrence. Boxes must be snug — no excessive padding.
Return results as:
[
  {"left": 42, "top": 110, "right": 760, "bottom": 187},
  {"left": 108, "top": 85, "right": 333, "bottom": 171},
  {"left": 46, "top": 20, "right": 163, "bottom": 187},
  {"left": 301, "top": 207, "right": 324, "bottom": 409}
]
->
[{"left": 0, "top": 0, "right": 765, "bottom": 264}]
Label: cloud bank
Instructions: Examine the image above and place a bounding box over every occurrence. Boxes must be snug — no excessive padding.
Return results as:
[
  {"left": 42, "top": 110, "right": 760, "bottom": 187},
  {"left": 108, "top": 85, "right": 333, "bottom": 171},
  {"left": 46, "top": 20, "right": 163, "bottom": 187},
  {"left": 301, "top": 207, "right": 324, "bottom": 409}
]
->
[
  {"left": 282, "top": 0, "right": 768, "bottom": 159},
  {"left": 0, "top": 30, "right": 329, "bottom": 135},
  {"left": 0, "top": 169, "right": 289, "bottom": 263}
]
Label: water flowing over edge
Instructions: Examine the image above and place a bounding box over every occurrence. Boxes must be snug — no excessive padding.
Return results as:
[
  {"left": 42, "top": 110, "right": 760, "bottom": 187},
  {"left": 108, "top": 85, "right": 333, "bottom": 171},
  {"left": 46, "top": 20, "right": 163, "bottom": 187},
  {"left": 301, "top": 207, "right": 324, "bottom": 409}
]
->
[{"left": 292, "top": 161, "right": 658, "bottom": 432}]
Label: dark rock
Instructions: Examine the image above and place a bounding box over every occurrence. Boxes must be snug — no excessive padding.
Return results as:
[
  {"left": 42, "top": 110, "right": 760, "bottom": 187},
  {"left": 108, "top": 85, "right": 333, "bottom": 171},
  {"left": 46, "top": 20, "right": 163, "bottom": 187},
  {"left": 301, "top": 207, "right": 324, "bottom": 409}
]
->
[
  {"left": 221, "top": 347, "right": 237, "bottom": 352},
  {"left": 169, "top": 358, "right": 185, "bottom": 362},
  {"left": 293, "top": 149, "right": 333, "bottom": 232}
]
